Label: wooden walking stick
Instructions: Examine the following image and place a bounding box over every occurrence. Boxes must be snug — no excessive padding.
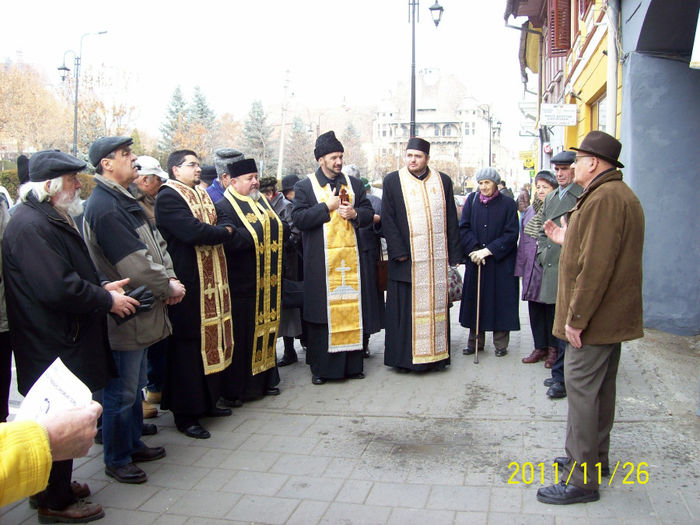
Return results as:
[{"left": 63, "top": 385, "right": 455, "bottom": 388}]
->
[{"left": 474, "top": 262, "right": 482, "bottom": 364}]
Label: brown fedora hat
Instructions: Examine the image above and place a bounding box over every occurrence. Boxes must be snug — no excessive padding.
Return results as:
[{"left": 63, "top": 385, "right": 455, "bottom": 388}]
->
[{"left": 571, "top": 130, "right": 624, "bottom": 168}]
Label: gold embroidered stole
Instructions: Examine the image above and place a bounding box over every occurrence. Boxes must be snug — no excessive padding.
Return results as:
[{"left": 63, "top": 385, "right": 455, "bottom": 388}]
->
[
  {"left": 398, "top": 167, "right": 449, "bottom": 364},
  {"left": 165, "top": 180, "right": 233, "bottom": 374},
  {"left": 309, "top": 173, "right": 363, "bottom": 352},
  {"left": 223, "top": 187, "right": 282, "bottom": 375}
]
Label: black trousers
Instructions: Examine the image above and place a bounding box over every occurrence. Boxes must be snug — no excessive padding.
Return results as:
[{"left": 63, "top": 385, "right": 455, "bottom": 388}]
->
[
  {"left": 35, "top": 460, "right": 75, "bottom": 510},
  {"left": 527, "top": 301, "right": 558, "bottom": 349},
  {"left": 0, "top": 331, "right": 11, "bottom": 422}
]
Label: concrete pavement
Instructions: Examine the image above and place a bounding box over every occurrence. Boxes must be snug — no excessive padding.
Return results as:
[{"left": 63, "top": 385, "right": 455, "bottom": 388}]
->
[{"left": 2, "top": 301, "right": 699, "bottom": 524}]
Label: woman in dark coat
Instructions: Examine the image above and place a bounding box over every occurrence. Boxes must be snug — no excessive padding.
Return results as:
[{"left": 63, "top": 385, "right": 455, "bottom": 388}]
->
[
  {"left": 459, "top": 167, "right": 520, "bottom": 356},
  {"left": 514, "top": 170, "right": 557, "bottom": 365}
]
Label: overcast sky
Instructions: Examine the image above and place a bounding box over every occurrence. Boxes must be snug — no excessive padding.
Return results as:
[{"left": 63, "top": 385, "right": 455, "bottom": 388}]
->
[{"left": 2, "top": 0, "right": 530, "bottom": 145}]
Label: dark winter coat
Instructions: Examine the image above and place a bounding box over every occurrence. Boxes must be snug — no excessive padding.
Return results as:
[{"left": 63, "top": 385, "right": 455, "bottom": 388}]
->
[
  {"left": 458, "top": 191, "right": 520, "bottom": 332},
  {"left": 291, "top": 169, "right": 374, "bottom": 323},
  {"left": 2, "top": 194, "right": 115, "bottom": 394}
]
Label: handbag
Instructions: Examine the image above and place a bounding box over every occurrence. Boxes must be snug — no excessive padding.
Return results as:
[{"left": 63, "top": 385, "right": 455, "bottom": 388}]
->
[{"left": 447, "top": 266, "right": 463, "bottom": 303}]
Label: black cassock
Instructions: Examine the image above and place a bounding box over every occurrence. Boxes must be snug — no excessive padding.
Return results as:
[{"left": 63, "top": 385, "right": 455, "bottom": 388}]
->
[
  {"left": 357, "top": 193, "right": 385, "bottom": 335},
  {"left": 380, "top": 169, "right": 462, "bottom": 371},
  {"left": 155, "top": 186, "right": 232, "bottom": 424},
  {"left": 215, "top": 195, "right": 282, "bottom": 401},
  {"left": 291, "top": 168, "right": 374, "bottom": 379}
]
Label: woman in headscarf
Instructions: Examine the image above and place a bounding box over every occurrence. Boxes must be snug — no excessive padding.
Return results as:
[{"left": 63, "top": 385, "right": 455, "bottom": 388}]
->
[
  {"left": 459, "top": 168, "right": 520, "bottom": 357},
  {"left": 514, "top": 170, "right": 558, "bottom": 365}
]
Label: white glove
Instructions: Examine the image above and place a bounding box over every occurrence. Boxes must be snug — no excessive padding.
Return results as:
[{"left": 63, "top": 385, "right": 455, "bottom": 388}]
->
[{"left": 471, "top": 247, "right": 492, "bottom": 265}]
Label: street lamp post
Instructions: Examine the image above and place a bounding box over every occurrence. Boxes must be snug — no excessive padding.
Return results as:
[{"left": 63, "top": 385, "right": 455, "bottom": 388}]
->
[
  {"left": 58, "top": 31, "right": 107, "bottom": 157},
  {"left": 408, "top": 1, "right": 444, "bottom": 138},
  {"left": 480, "top": 105, "right": 501, "bottom": 167}
]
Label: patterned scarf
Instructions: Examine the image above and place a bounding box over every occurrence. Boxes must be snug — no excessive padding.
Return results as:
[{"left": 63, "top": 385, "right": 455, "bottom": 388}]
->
[
  {"left": 523, "top": 197, "right": 545, "bottom": 239},
  {"left": 479, "top": 188, "right": 500, "bottom": 204}
]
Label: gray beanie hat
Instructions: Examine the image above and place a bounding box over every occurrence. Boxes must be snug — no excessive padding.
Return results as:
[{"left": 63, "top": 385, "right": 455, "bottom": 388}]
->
[
  {"left": 475, "top": 167, "right": 501, "bottom": 185},
  {"left": 214, "top": 148, "right": 244, "bottom": 177}
]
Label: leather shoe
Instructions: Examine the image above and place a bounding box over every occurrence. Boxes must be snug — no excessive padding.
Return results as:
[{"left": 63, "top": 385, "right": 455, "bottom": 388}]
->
[
  {"left": 543, "top": 377, "right": 555, "bottom": 387},
  {"left": 312, "top": 375, "right": 326, "bottom": 385},
  {"left": 363, "top": 348, "right": 371, "bottom": 358},
  {"left": 30, "top": 481, "right": 90, "bottom": 509},
  {"left": 142, "top": 423, "right": 158, "bottom": 436},
  {"left": 495, "top": 348, "right": 508, "bottom": 357},
  {"left": 348, "top": 372, "right": 365, "bottom": 379},
  {"left": 395, "top": 367, "right": 410, "bottom": 374},
  {"left": 278, "top": 354, "right": 298, "bottom": 367},
  {"left": 536, "top": 481, "right": 599, "bottom": 504},
  {"left": 105, "top": 462, "right": 147, "bottom": 484},
  {"left": 145, "top": 390, "right": 162, "bottom": 404},
  {"left": 131, "top": 445, "right": 166, "bottom": 462},
  {"left": 554, "top": 456, "right": 609, "bottom": 477},
  {"left": 37, "top": 500, "right": 104, "bottom": 523},
  {"left": 265, "top": 387, "right": 281, "bottom": 396},
  {"left": 220, "top": 397, "right": 243, "bottom": 408},
  {"left": 206, "top": 407, "right": 232, "bottom": 417},
  {"left": 546, "top": 382, "right": 567, "bottom": 399},
  {"left": 462, "top": 347, "right": 479, "bottom": 355},
  {"left": 544, "top": 346, "right": 558, "bottom": 368},
  {"left": 522, "top": 348, "right": 548, "bottom": 363},
  {"left": 179, "top": 424, "right": 211, "bottom": 439}
]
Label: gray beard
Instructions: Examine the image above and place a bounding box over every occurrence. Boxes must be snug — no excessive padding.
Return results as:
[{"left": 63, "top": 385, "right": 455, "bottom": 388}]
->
[
  {"left": 248, "top": 189, "right": 261, "bottom": 201},
  {"left": 55, "top": 192, "right": 84, "bottom": 217}
]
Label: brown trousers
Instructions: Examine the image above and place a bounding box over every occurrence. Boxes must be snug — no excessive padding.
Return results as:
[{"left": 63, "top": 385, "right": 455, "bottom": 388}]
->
[{"left": 562, "top": 342, "right": 621, "bottom": 490}]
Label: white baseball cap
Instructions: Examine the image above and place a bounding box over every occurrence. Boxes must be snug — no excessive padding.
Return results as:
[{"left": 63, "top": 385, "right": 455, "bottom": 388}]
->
[{"left": 136, "top": 155, "right": 168, "bottom": 181}]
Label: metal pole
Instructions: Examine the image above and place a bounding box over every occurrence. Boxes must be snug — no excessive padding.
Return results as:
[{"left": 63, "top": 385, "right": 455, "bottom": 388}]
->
[
  {"left": 72, "top": 54, "right": 80, "bottom": 156},
  {"left": 409, "top": 0, "right": 417, "bottom": 137},
  {"left": 488, "top": 116, "right": 492, "bottom": 167}
]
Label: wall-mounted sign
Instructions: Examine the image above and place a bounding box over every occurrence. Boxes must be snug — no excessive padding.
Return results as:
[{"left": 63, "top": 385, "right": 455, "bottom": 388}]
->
[{"left": 540, "top": 104, "right": 578, "bottom": 126}]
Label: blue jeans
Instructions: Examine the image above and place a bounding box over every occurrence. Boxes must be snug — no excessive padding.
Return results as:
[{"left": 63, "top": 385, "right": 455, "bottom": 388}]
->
[{"left": 103, "top": 349, "right": 147, "bottom": 468}]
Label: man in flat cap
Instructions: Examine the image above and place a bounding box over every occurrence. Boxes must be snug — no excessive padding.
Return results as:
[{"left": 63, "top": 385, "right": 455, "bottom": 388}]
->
[
  {"left": 155, "top": 149, "right": 235, "bottom": 439},
  {"left": 534, "top": 150, "right": 583, "bottom": 398},
  {"left": 207, "top": 148, "right": 244, "bottom": 203},
  {"left": 214, "top": 159, "right": 282, "bottom": 404},
  {"left": 537, "top": 131, "right": 644, "bottom": 505},
  {"left": 291, "top": 131, "right": 374, "bottom": 385},
  {"left": 83, "top": 137, "right": 185, "bottom": 484},
  {"left": 259, "top": 175, "right": 303, "bottom": 368},
  {"left": 3, "top": 149, "right": 140, "bottom": 522},
  {"left": 381, "top": 138, "right": 461, "bottom": 373},
  {"left": 199, "top": 165, "right": 217, "bottom": 190}
]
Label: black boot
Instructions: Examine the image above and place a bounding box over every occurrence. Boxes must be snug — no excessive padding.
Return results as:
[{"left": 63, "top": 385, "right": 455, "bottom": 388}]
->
[
  {"left": 363, "top": 332, "right": 370, "bottom": 358},
  {"left": 278, "top": 336, "right": 298, "bottom": 367}
]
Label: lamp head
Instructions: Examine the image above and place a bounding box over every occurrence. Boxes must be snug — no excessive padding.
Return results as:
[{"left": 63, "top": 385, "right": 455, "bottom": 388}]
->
[{"left": 429, "top": 0, "right": 444, "bottom": 27}]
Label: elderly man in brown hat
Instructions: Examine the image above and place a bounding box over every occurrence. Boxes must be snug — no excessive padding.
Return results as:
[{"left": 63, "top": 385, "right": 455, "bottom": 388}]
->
[{"left": 536, "top": 131, "right": 645, "bottom": 505}]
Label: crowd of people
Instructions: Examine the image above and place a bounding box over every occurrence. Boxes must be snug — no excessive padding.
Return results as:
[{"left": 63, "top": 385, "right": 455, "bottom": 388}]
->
[{"left": 0, "top": 129, "right": 644, "bottom": 519}]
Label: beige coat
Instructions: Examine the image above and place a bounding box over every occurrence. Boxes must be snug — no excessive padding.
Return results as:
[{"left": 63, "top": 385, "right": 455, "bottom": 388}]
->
[{"left": 553, "top": 169, "right": 645, "bottom": 345}]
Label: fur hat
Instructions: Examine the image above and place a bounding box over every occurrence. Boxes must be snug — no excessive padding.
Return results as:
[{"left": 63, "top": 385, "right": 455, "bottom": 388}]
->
[
  {"left": 259, "top": 176, "right": 278, "bottom": 191},
  {"left": 214, "top": 148, "right": 244, "bottom": 176},
  {"left": 314, "top": 131, "right": 344, "bottom": 160}
]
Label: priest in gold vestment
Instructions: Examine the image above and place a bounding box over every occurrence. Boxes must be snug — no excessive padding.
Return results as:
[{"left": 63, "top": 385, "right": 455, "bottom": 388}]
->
[
  {"left": 291, "top": 131, "right": 375, "bottom": 385},
  {"left": 381, "top": 138, "right": 462, "bottom": 373}
]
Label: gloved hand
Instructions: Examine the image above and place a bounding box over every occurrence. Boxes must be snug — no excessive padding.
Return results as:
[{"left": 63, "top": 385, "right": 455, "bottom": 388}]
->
[
  {"left": 470, "top": 248, "right": 492, "bottom": 265},
  {"left": 110, "top": 285, "right": 155, "bottom": 325}
]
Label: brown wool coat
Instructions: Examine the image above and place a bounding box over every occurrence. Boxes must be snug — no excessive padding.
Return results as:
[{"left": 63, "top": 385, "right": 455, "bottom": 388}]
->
[{"left": 553, "top": 169, "right": 645, "bottom": 345}]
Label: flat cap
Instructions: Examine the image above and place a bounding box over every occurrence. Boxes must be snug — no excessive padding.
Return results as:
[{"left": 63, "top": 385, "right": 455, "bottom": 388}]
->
[
  {"left": 281, "top": 174, "right": 300, "bottom": 192},
  {"left": 550, "top": 150, "right": 576, "bottom": 165},
  {"left": 89, "top": 136, "right": 133, "bottom": 167},
  {"left": 29, "top": 150, "right": 87, "bottom": 182}
]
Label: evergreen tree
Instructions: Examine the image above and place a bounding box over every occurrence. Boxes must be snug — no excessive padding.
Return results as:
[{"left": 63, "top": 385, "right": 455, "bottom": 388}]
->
[
  {"left": 158, "top": 86, "right": 188, "bottom": 153},
  {"left": 242, "top": 100, "right": 277, "bottom": 177},
  {"left": 131, "top": 129, "right": 144, "bottom": 155},
  {"left": 188, "top": 86, "right": 218, "bottom": 160},
  {"left": 189, "top": 86, "right": 216, "bottom": 128},
  {"left": 341, "top": 122, "right": 368, "bottom": 176},
  {"left": 285, "top": 117, "right": 316, "bottom": 176}
]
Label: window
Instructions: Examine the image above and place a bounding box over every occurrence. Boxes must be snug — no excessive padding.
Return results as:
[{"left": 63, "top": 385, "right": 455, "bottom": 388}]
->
[
  {"left": 591, "top": 94, "right": 607, "bottom": 133},
  {"left": 434, "top": 125, "right": 440, "bottom": 137}
]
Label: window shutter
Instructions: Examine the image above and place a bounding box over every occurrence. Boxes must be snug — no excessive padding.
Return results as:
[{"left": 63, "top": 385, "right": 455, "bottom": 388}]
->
[{"left": 548, "top": 0, "right": 571, "bottom": 57}]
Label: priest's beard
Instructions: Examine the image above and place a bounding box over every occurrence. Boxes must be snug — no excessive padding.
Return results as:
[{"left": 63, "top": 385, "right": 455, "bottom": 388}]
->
[
  {"left": 54, "top": 190, "right": 84, "bottom": 217},
  {"left": 248, "top": 189, "right": 261, "bottom": 201}
]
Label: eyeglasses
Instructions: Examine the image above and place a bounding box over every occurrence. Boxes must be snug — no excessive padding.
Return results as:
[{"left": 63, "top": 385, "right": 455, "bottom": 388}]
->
[
  {"left": 178, "top": 161, "right": 201, "bottom": 169},
  {"left": 573, "top": 155, "right": 592, "bottom": 163}
]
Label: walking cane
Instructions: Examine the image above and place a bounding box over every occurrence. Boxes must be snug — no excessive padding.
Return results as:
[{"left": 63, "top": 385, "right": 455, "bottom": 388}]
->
[{"left": 474, "top": 262, "right": 482, "bottom": 364}]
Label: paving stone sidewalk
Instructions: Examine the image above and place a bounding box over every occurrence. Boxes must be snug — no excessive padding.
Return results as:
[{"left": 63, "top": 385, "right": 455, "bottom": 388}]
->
[{"left": 3, "top": 301, "right": 699, "bottom": 524}]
